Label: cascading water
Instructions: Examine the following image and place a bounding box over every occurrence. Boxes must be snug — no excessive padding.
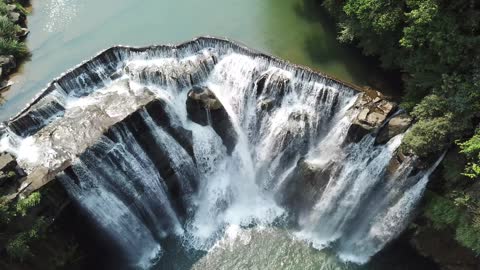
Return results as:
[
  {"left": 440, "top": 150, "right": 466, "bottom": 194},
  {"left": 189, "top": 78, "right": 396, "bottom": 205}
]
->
[{"left": 0, "top": 38, "right": 443, "bottom": 269}]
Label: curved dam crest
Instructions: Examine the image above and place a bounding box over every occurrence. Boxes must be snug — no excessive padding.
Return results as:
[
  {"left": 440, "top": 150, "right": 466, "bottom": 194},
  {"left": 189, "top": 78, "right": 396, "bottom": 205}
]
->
[{"left": 0, "top": 37, "right": 441, "bottom": 269}]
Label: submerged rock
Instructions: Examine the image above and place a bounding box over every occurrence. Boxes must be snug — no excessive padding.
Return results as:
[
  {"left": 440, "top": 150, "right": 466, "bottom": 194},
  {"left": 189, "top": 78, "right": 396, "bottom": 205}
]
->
[{"left": 186, "top": 86, "right": 238, "bottom": 154}]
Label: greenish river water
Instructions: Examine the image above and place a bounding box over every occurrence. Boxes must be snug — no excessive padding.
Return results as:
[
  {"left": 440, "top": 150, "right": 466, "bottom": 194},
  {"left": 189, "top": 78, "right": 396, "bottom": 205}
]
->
[{"left": 0, "top": 0, "right": 398, "bottom": 121}]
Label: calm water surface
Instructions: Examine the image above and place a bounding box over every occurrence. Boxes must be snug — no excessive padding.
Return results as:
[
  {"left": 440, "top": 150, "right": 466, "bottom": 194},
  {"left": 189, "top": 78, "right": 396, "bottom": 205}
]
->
[{"left": 0, "top": 0, "right": 395, "bottom": 121}]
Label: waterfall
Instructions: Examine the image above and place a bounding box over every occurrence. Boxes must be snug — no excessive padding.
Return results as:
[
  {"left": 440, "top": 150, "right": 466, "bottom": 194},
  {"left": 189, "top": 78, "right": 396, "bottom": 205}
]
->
[{"left": 0, "top": 38, "right": 442, "bottom": 269}]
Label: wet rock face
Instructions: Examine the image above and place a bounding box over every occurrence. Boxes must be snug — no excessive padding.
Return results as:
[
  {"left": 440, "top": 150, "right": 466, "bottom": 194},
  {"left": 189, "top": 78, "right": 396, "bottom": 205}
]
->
[
  {"left": 376, "top": 112, "right": 412, "bottom": 145},
  {"left": 345, "top": 92, "right": 397, "bottom": 144},
  {"left": 276, "top": 158, "right": 334, "bottom": 221},
  {"left": 186, "top": 86, "right": 238, "bottom": 154}
]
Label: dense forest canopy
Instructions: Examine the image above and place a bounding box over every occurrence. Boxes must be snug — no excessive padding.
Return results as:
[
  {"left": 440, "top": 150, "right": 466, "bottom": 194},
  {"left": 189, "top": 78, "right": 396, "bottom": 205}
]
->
[{"left": 323, "top": 0, "right": 480, "bottom": 176}]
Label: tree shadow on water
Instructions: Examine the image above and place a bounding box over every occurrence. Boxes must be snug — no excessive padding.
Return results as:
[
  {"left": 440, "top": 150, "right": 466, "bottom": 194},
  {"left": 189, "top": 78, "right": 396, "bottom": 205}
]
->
[
  {"left": 304, "top": 32, "right": 340, "bottom": 67},
  {"left": 294, "top": 0, "right": 324, "bottom": 23}
]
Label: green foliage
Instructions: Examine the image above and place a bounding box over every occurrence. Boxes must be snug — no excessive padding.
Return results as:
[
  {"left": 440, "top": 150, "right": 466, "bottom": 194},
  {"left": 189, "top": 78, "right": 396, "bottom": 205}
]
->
[
  {"left": 0, "top": 2, "right": 8, "bottom": 17},
  {"left": 0, "top": 16, "right": 21, "bottom": 40},
  {"left": 6, "top": 217, "right": 48, "bottom": 262},
  {"left": 16, "top": 192, "right": 41, "bottom": 217},
  {"left": 455, "top": 217, "right": 480, "bottom": 254},
  {"left": 424, "top": 193, "right": 480, "bottom": 254},
  {"left": 0, "top": 38, "right": 28, "bottom": 59},
  {"left": 410, "top": 95, "right": 449, "bottom": 119},
  {"left": 424, "top": 194, "right": 461, "bottom": 229},
  {"left": 458, "top": 132, "right": 480, "bottom": 179},
  {"left": 14, "top": 3, "right": 27, "bottom": 16},
  {"left": 343, "top": 0, "right": 403, "bottom": 34},
  {"left": 324, "top": 0, "right": 480, "bottom": 160},
  {"left": 0, "top": 200, "right": 12, "bottom": 226},
  {"left": 402, "top": 115, "right": 452, "bottom": 157}
]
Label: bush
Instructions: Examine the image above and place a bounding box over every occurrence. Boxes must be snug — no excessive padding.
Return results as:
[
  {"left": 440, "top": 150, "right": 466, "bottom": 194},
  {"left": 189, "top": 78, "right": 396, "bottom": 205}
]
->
[
  {"left": 0, "top": 2, "right": 8, "bottom": 17},
  {"left": 0, "top": 16, "right": 20, "bottom": 40},
  {"left": 424, "top": 193, "right": 480, "bottom": 254},
  {"left": 16, "top": 192, "right": 41, "bottom": 217},
  {"left": 402, "top": 116, "right": 452, "bottom": 157},
  {"left": 0, "top": 38, "right": 28, "bottom": 59},
  {"left": 458, "top": 132, "right": 480, "bottom": 179},
  {"left": 424, "top": 194, "right": 462, "bottom": 229},
  {"left": 410, "top": 95, "right": 449, "bottom": 119},
  {"left": 455, "top": 217, "right": 480, "bottom": 254}
]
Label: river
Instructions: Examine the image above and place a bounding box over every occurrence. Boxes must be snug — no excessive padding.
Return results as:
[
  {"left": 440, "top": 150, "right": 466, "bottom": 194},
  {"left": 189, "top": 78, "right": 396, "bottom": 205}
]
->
[{"left": 0, "top": 0, "right": 398, "bottom": 121}]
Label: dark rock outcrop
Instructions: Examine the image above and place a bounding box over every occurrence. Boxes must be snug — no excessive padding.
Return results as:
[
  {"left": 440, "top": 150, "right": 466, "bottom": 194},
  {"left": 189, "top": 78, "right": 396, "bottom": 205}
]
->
[
  {"left": 376, "top": 112, "right": 412, "bottom": 144},
  {"left": 186, "top": 86, "right": 238, "bottom": 154},
  {"left": 0, "top": 55, "right": 16, "bottom": 80},
  {"left": 276, "top": 158, "right": 334, "bottom": 220},
  {"left": 345, "top": 92, "right": 397, "bottom": 143},
  {"left": 0, "top": 152, "right": 27, "bottom": 198}
]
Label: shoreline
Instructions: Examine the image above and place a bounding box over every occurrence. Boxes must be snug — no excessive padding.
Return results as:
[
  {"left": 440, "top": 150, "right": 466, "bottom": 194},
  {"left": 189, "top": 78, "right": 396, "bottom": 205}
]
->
[{"left": 0, "top": 0, "right": 30, "bottom": 103}]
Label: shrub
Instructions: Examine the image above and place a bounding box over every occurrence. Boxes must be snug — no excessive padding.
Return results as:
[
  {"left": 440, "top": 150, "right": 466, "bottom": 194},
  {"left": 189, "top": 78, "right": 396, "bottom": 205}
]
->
[
  {"left": 424, "top": 194, "right": 462, "bottom": 229},
  {"left": 458, "top": 132, "right": 480, "bottom": 179},
  {"left": 455, "top": 217, "right": 480, "bottom": 254},
  {"left": 16, "top": 192, "right": 41, "bottom": 217},
  {"left": 402, "top": 115, "right": 452, "bottom": 157},
  {"left": 0, "top": 16, "right": 20, "bottom": 40},
  {"left": 0, "top": 2, "right": 8, "bottom": 17},
  {"left": 0, "top": 38, "right": 29, "bottom": 59},
  {"left": 410, "top": 95, "right": 449, "bottom": 119}
]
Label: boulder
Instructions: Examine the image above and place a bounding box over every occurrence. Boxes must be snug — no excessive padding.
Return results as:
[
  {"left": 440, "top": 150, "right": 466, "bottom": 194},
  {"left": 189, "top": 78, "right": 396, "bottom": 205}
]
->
[
  {"left": 345, "top": 92, "right": 397, "bottom": 143},
  {"left": 0, "top": 152, "right": 16, "bottom": 172},
  {"left": 0, "top": 55, "right": 16, "bottom": 79},
  {"left": 376, "top": 112, "right": 412, "bottom": 144},
  {"left": 186, "top": 86, "right": 238, "bottom": 154},
  {"left": 187, "top": 86, "right": 223, "bottom": 110},
  {"left": 276, "top": 158, "right": 334, "bottom": 220},
  {"left": 6, "top": 4, "right": 17, "bottom": 12},
  {"left": 8, "top": 11, "right": 21, "bottom": 24},
  {"left": 6, "top": 5, "right": 26, "bottom": 25},
  {"left": 17, "top": 27, "right": 29, "bottom": 40}
]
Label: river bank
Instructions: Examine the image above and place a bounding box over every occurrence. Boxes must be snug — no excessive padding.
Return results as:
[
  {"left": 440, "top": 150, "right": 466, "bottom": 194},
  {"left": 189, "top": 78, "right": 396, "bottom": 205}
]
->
[{"left": 0, "top": 0, "right": 30, "bottom": 104}]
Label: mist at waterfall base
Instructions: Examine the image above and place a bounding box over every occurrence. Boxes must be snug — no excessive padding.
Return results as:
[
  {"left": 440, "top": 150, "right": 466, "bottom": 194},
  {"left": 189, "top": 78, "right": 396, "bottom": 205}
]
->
[{"left": 1, "top": 40, "right": 440, "bottom": 270}]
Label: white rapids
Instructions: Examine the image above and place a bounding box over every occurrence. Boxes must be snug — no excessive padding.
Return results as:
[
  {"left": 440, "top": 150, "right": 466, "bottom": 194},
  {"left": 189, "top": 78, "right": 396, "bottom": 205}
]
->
[{"left": 0, "top": 38, "right": 442, "bottom": 269}]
